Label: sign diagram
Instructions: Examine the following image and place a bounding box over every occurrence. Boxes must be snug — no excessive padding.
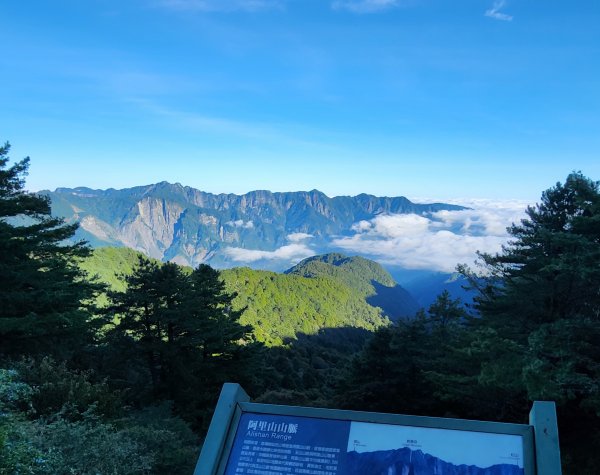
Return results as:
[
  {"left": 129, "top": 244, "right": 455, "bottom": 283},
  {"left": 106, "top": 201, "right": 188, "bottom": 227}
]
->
[{"left": 224, "top": 413, "right": 524, "bottom": 475}]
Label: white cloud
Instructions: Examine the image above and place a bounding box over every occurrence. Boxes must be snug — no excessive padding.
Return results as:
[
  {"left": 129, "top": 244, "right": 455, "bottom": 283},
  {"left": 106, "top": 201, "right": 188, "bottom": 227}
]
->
[
  {"left": 287, "top": 232, "right": 314, "bottom": 242},
  {"left": 365, "top": 214, "right": 430, "bottom": 238},
  {"left": 485, "top": 0, "right": 513, "bottom": 21},
  {"left": 157, "top": 0, "right": 284, "bottom": 12},
  {"left": 332, "top": 0, "right": 401, "bottom": 13},
  {"left": 332, "top": 201, "right": 529, "bottom": 272},
  {"left": 351, "top": 220, "right": 372, "bottom": 232},
  {"left": 430, "top": 204, "right": 527, "bottom": 237},
  {"left": 223, "top": 243, "right": 314, "bottom": 263},
  {"left": 227, "top": 219, "right": 254, "bottom": 229}
]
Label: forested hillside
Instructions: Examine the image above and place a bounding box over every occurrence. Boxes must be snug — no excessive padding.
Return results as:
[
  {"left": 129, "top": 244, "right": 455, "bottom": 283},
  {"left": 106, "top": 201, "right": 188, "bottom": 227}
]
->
[
  {"left": 1, "top": 145, "right": 599, "bottom": 474},
  {"left": 287, "top": 253, "right": 420, "bottom": 319},
  {"left": 224, "top": 267, "right": 389, "bottom": 345},
  {"left": 334, "top": 172, "right": 600, "bottom": 474},
  {"left": 79, "top": 246, "right": 158, "bottom": 292},
  {"left": 80, "top": 247, "right": 396, "bottom": 346}
]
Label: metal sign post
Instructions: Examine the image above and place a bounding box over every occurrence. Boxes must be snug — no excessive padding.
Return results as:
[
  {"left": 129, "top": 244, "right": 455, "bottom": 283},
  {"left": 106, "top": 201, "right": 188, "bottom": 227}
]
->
[{"left": 529, "top": 401, "right": 562, "bottom": 475}]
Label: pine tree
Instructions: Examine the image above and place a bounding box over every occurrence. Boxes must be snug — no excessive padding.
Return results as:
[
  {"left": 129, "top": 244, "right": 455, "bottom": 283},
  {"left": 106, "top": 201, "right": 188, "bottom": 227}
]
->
[
  {"left": 465, "top": 173, "right": 600, "bottom": 404},
  {"left": 107, "top": 257, "right": 259, "bottom": 429},
  {"left": 461, "top": 172, "right": 600, "bottom": 472},
  {"left": 0, "top": 143, "right": 99, "bottom": 358}
]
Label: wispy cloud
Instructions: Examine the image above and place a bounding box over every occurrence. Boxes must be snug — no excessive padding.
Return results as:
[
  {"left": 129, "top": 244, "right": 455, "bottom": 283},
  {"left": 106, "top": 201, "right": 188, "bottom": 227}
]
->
[
  {"left": 123, "top": 96, "right": 341, "bottom": 154},
  {"left": 287, "top": 232, "right": 314, "bottom": 242},
  {"left": 223, "top": 243, "right": 314, "bottom": 263},
  {"left": 156, "top": 0, "right": 284, "bottom": 12},
  {"left": 332, "top": 0, "right": 402, "bottom": 13},
  {"left": 227, "top": 219, "right": 254, "bottom": 229},
  {"left": 331, "top": 201, "right": 529, "bottom": 272},
  {"left": 485, "top": 0, "right": 513, "bottom": 21},
  {"left": 128, "top": 97, "right": 288, "bottom": 141}
]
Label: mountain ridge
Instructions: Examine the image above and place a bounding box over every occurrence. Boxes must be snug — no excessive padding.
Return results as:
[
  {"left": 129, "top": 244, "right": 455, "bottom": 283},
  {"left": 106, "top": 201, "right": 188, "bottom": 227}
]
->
[
  {"left": 47, "top": 181, "right": 462, "bottom": 205},
  {"left": 44, "top": 181, "right": 467, "bottom": 269}
]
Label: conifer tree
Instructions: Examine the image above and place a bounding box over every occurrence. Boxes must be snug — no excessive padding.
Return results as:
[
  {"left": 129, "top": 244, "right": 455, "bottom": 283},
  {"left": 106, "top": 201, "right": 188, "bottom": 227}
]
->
[
  {"left": 0, "top": 143, "right": 98, "bottom": 358},
  {"left": 464, "top": 173, "right": 600, "bottom": 406},
  {"left": 461, "top": 172, "right": 600, "bottom": 471},
  {"left": 107, "top": 257, "right": 258, "bottom": 428}
]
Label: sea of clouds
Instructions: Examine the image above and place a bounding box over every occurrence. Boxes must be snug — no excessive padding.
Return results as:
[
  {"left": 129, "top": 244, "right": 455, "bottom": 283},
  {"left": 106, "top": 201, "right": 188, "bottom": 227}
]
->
[{"left": 223, "top": 199, "right": 532, "bottom": 272}]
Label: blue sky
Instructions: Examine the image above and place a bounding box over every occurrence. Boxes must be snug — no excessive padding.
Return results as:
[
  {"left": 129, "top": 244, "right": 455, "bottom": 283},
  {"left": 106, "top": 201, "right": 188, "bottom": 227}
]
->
[{"left": 1, "top": 0, "right": 599, "bottom": 201}]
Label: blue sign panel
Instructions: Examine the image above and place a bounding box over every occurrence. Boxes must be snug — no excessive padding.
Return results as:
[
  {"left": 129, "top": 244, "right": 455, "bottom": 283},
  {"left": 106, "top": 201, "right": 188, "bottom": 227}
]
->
[
  {"left": 223, "top": 413, "right": 526, "bottom": 475},
  {"left": 224, "top": 412, "right": 351, "bottom": 475}
]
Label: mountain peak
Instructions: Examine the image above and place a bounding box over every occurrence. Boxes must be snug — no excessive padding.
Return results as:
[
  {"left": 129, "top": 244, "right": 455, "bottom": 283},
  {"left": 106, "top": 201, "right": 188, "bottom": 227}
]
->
[
  {"left": 286, "top": 253, "right": 419, "bottom": 320},
  {"left": 287, "top": 253, "right": 396, "bottom": 289}
]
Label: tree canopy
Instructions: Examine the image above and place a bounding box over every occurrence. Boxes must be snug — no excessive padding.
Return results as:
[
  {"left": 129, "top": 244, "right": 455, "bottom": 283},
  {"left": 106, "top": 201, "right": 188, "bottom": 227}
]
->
[
  {"left": 0, "top": 142, "right": 100, "bottom": 358},
  {"left": 105, "top": 256, "right": 261, "bottom": 430},
  {"left": 461, "top": 172, "right": 600, "bottom": 471},
  {"left": 463, "top": 173, "right": 600, "bottom": 404}
]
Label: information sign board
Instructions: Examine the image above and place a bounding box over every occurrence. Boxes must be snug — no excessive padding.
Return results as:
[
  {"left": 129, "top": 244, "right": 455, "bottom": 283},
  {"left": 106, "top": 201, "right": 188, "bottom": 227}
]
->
[
  {"left": 194, "top": 384, "right": 560, "bottom": 475},
  {"left": 223, "top": 412, "right": 525, "bottom": 475}
]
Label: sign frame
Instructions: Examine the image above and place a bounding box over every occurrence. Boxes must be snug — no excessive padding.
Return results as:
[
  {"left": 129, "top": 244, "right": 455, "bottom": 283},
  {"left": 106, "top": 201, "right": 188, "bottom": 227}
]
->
[{"left": 194, "top": 383, "right": 557, "bottom": 475}]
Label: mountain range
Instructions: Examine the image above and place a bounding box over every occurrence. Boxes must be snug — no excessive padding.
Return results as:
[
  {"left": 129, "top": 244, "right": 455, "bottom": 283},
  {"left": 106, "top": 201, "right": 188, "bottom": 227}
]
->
[{"left": 44, "top": 182, "right": 466, "bottom": 269}]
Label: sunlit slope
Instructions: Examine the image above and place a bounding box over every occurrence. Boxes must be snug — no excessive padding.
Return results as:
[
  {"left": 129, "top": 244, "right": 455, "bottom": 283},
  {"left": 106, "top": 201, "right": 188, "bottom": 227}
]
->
[
  {"left": 81, "top": 247, "right": 399, "bottom": 346},
  {"left": 286, "top": 253, "right": 420, "bottom": 320}
]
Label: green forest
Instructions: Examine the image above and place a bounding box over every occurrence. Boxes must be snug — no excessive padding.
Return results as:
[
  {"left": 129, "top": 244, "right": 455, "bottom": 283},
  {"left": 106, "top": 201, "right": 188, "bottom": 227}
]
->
[{"left": 1, "top": 142, "right": 600, "bottom": 474}]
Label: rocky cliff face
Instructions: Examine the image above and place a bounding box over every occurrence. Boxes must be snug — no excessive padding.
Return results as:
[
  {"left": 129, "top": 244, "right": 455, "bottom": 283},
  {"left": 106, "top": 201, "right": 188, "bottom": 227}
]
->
[{"left": 44, "top": 182, "right": 466, "bottom": 268}]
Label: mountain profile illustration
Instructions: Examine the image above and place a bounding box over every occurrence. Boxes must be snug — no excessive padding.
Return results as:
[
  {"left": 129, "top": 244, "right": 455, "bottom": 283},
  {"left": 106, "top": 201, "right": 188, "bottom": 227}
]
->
[{"left": 345, "top": 447, "right": 523, "bottom": 475}]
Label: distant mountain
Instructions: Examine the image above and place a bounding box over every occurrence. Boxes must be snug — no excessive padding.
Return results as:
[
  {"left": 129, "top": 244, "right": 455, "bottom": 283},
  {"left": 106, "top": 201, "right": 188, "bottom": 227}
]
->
[
  {"left": 44, "top": 182, "right": 466, "bottom": 269},
  {"left": 346, "top": 447, "right": 523, "bottom": 475},
  {"left": 286, "top": 253, "right": 419, "bottom": 320}
]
